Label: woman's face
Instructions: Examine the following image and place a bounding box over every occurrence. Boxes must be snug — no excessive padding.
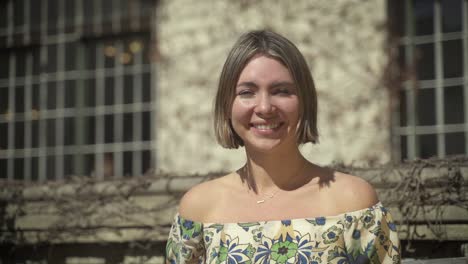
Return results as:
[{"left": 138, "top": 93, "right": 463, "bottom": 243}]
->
[{"left": 231, "top": 55, "right": 300, "bottom": 153}]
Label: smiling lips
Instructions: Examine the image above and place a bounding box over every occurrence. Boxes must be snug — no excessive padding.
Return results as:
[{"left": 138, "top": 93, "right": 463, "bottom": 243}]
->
[{"left": 251, "top": 122, "right": 283, "bottom": 131}]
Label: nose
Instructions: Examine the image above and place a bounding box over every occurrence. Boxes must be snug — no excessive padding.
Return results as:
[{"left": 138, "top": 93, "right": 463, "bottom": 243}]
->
[{"left": 254, "top": 94, "right": 275, "bottom": 116}]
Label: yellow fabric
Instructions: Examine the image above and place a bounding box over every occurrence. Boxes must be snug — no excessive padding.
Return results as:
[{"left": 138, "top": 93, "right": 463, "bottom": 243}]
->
[{"left": 166, "top": 202, "right": 401, "bottom": 264}]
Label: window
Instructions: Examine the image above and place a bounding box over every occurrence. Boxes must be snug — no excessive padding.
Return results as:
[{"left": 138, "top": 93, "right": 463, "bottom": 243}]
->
[
  {"left": 0, "top": 0, "right": 156, "bottom": 181},
  {"left": 390, "top": 0, "right": 467, "bottom": 161}
]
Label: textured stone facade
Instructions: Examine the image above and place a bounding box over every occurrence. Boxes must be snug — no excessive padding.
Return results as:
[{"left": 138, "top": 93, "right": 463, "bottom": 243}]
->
[{"left": 155, "top": 0, "right": 389, "bottom": 174}]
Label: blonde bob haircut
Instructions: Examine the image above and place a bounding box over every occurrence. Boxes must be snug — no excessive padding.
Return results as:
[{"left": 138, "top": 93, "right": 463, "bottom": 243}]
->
[{"left": 214, "top": 30, "right": 318, "bottom": 149}]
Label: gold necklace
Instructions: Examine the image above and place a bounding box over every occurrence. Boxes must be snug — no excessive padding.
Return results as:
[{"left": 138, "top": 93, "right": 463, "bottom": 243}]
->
[{"left": 248, "top": 162, "right": 307, "bottom": 204}]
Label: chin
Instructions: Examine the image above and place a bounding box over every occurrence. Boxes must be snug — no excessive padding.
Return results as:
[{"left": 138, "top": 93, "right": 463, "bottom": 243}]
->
[{"left": 245, "top": 140, "right": 284, "bottom": 153}]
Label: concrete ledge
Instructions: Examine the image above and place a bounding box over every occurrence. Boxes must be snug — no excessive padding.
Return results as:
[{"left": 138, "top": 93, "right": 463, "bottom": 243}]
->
[{"left": 402, "top": 257, "right": 468, "bottom": 263}]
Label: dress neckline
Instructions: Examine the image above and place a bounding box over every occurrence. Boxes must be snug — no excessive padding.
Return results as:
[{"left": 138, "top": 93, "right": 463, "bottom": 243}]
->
[{"left": 176, "top": 201, "right": 384, "bottom": 226}]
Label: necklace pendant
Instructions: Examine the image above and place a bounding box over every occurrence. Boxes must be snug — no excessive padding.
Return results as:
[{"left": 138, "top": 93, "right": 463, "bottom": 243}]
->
[{"left": 256, "top": 200, "right": 265, "bottom": 204}]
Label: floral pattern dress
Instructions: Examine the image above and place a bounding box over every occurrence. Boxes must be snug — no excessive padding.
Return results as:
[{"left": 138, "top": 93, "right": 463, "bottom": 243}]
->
[{"left": 166, "top": 202, "right": 401, "bottom": 264}]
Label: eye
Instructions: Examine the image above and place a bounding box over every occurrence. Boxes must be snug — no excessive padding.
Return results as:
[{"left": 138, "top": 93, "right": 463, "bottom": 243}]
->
[
  {"left": 237, "top": 89, "right": 254, "bottom": 98},
  {"left": 273, "top": 88, "right": 292, "bottom": 96}
]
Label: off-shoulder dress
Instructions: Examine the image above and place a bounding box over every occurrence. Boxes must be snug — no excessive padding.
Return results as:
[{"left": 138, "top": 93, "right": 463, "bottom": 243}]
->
[{"left": 166, "top": 202, "right": 401, "bottom": 264}]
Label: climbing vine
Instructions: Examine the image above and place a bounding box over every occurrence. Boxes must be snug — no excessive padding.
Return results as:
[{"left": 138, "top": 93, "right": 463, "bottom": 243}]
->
[{"left": 0, "top": 159, "right": 466, "bottom": 259}]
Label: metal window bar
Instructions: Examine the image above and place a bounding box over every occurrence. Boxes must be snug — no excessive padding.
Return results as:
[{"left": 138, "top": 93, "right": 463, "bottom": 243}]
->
[
  {"left": 95, "top": 42, "right": 105, "bottom": 179},
  {"left": 38, "top": 0, "right": 49, "bottom": 182},
  {"left": 464, "top": 0, "right": 468, "bottom": 154},
  {"left": 434, "top": 1, "right": 445, "bottom": 158},
  {"left": 24, "top": 45, "right": 33, "bottom": 181},
  {"left": 55, "top": 0, "right": 66, "bottom": 180},
  {"left": 404, "top": 0, "right": 417, "bottom": 160},
  {"left": 6, "top": 0, "right": 13, "bottom": 47},
  {"left": 113, "top": 40, "right": 124, "bottom": 178},
  {"left": 151, "top": 62, "right": 157, "bottom": 174},
  {"left": 132, "top": 40, "right": 143, "bottom": 176},
  {"left": 7, "top": 50, "right": 16, "bottom": 180}
]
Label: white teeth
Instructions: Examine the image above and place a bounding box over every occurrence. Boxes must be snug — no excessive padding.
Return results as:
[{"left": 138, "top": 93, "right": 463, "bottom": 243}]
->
[{"left": 254, "top": 123, "right": 280, "bottom": 130}]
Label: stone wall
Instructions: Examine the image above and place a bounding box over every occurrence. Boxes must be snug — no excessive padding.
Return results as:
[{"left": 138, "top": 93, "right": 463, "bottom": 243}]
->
[{"left": 155, "top": 0, "right": 391, "bottom": 174}]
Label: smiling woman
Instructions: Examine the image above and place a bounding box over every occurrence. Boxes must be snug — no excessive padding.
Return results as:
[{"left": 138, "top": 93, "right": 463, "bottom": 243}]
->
[
  {"left": 165, "top": 30, "right": 401, "bottom": 264},
  {"left": 231, "top": 55, "right": 300, "bottom": 154}
]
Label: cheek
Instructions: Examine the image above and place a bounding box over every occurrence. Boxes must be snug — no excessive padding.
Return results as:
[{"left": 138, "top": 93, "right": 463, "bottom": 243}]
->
[{"left": 230, "top": 99, "right": 253, "bottom": 122}]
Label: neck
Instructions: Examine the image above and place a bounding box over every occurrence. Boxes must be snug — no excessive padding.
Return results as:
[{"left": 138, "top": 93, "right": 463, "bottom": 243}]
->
[{"left": 242, "top": 146, "right": 308, "bottom": 194}]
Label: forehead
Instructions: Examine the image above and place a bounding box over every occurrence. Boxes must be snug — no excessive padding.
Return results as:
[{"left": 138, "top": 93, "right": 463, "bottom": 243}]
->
[{"left": 237, "top": 55, "right": 293, "bottom": 84}]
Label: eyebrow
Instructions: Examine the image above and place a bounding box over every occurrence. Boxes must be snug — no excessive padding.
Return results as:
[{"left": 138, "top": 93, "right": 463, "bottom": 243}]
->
[{"left": 236, "top": 81, "right": 295, "bottom": 89}]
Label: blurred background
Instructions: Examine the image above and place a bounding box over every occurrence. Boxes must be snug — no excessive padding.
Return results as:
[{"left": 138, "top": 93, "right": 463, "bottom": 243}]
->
[{"left": 0, "top": 0, "right": 467, "bottom": 263}]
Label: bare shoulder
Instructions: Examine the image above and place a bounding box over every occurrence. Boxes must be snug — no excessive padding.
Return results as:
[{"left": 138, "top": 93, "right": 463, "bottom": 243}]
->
[
  {"left": 330, "top": 171, "right": 379, "bottom": 212},
  {"left": 178, "top": 173, "right": 234, "bottom": 222}
]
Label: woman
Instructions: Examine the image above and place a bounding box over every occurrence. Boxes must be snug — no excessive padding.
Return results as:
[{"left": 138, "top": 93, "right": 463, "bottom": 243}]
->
[{"left": 166, "top": 30, "right": 400, "bottom": 264}]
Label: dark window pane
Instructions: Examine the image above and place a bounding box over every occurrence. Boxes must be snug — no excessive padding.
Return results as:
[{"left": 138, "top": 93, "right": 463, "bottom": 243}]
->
[
  {"left": 0, "top": 53, "right": 9, "bottom": 79},
  {"left": 103, "top": 152, "right": 114, "bottom": 178},
  {"left": 64, "top": 155, "right": 74, "bottom": 178},
  {"left": 15, "top": 86, "right": 24, "bottom": 113},
  {"left": 32, "top": 49, "right": 41, "bottom": 75},
  {"left": 0, "top": 159, "right": 6, "bottom": 179},
  {"left": 85, "top": 79, "right": 96, "bottom": 107},
  {"left": 47, "top": 82, "right": 57, "bottom": 109},
  {"left": 142, "top": 111, "right": 150, "bottom": 141},
  {"left": 65, "top": 80, "right": 76, "bottom": 108},
  {"left": 0, "top": 35, "right": 5, "bottom": 49},
  {"left": 64, "top": 117, "right": 75, "bottom": 145},
  {"left": 64, "top": 0, "right": 75, "bottom": 33},
  {"left": 415, "top": 43, "right": 434, "bottom": 80},
  {"left": 85, "top": 154, "right": 95, "bottom": 176},
  {"left": 142, "top": 150, "right": 151, "bottom": 175},
  {"left": 445, "top": 132, "right": 465, "bottom": 155},
  {"left": 47, "top": 45, "right": 57, "bottom": 72},
  {"left": 65, "top": 43, "right": 77, "bottom": 71},
  {"left": 31, "top": 120, "right": 39, "bottom": 147},
  {"left": 104, "top": 114, "right": 114, "bottom": 143},
  {"left": 14, "top": 122, "right": 24, "bottom": 148},
  {"left": 444, "top": 86, "right": 464, "bottom": 124},
  {"left": 31, "top": 157, "right": 38, "bottom": 181},
  {"left": 0, "top": 2, "right": 7, "bottom": 29},
  {"left": 123, "top": 113, "right": 133, "bottom": 142},
  {"left": 0, "top": 123, "right": 7, "bottom": 150},
  {"left": 102, "top": 0, "right": 113, "bottom": 20},
  {"left": 30, "top": 1, "right": 41, "bottom": 33},
  {"left": 443, "top": 40, "right": 463, "bottom": 78},
  {"left": 32, "top": 84, "right": 40, "bottom": 109},
  {"left": 83, "top": 0, "right": 94, "bottom": 22},
  {"left": 13, "top": 0, "right": 23, "bottom": 27},
  {"left": 16, "top": 51, "right": 26, "bottom": 77},
  {"left": 398, "top": 45, "right": 406, "bottom": 70},
  {"left": 417, "top": 88, "right": 435, "bottom": 125},
  {"left": 413, "top": 0, "right": 434, "bottom": 36},
  {"left": 0, "top": 88, "right": 8, "bottom": 113},
  {"left": 123, "top": 75, "right": 133, "bottom": 104},
  {"left": 419, "top": 134, "right": 437, "bottom": 158},
  {"left": 105, "top": 77, "right": 114, "bottom": 105},
  {"left": 142, "top": 72, "right": 151, "bottom": 102},
  {"left": 85, "top": 116, "right": 96, "bottom": 144},
  {"left": 47, "top": 0, "right": 58, "bottom": 35},
  {"left": 400, "top": 135, "right": 407, "bottom": 161},
  {"left": 46, "top": 155, "right": 56, "bottom": 180},
  {"left": 139, "top": 38, "right": 151, "bottom": 64},
  {"left": 14, "top": 158, "right": 24, "bottom": 180},
  {"left": 13, "top": 33, "right": 22, "bottom": 46},
  {"left": 123, "top": 151, "right": 132, "bottom": 177},
  {"left": 86, "top": 43, "right": 97, "bottom": 70},
  {"left": 442, "top": 0, "right": 462, "bottom": 33},
  {"left": 47, "top": 119, "right": 56, "bottom": 147}
]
